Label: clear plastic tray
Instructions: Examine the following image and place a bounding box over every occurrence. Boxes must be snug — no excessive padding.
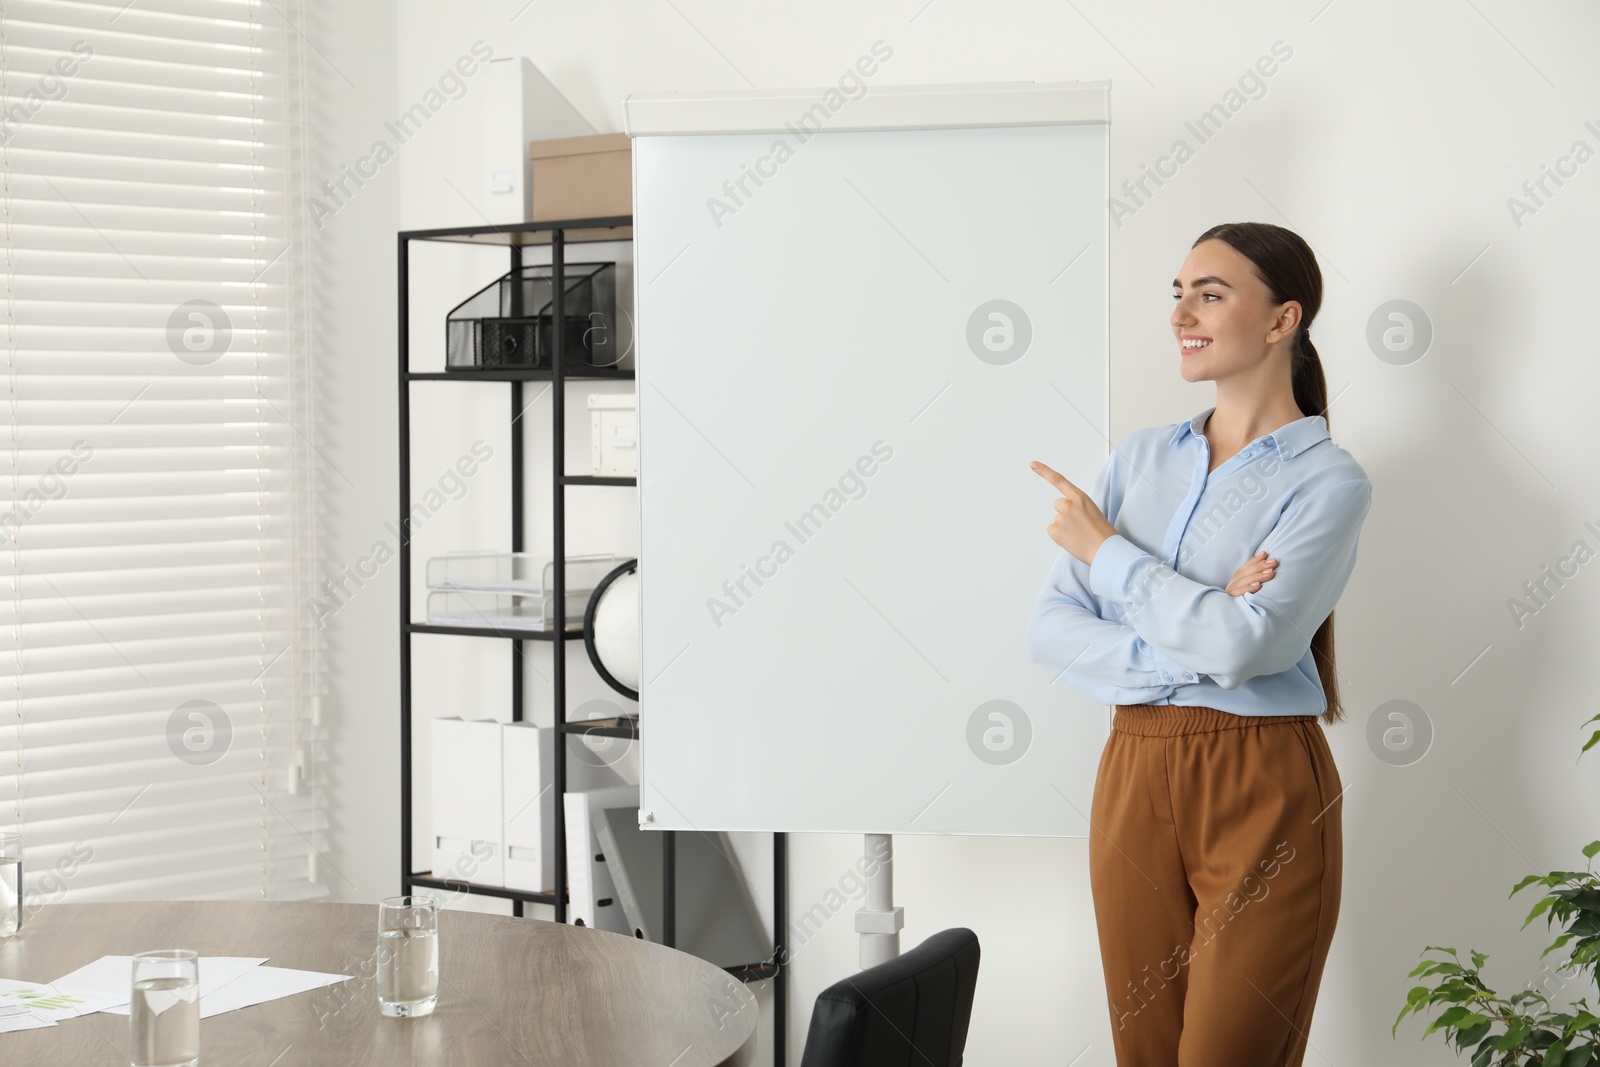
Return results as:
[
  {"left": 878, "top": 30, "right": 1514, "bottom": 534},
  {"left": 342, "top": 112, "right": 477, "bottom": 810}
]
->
[
  {"left": 425, "top": 552, "right": 618, "bottom": 596},
  {"left": 425, "top": 588, "right": 592, "bottom": 632}
]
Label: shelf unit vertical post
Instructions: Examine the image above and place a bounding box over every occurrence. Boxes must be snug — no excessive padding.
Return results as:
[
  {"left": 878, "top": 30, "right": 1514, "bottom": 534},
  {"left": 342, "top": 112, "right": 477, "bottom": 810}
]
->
[
  {"left": 549, "top": 229, "right": 570, "bottom": 925},
  {"left": 397, "top": 231, "right": 414, "bottom": 900},
  {"left": 509, "top": 241, "right": 526, "bottom": 917},
  {"left": 775, "top": 831, "right": 787, "bottom": 1056}
]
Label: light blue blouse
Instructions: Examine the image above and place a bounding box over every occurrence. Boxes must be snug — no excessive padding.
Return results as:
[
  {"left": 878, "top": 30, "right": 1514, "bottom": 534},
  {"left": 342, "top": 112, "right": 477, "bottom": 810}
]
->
[{"left": 1025, "top": 405, "right": 1372, "bottom": 716}]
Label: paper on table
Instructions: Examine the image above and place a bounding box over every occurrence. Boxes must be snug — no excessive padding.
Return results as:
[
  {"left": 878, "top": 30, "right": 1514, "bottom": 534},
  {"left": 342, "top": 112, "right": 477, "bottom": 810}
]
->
[
  {"left": 0, "top": 978, "right": 125, "bottom": 1023},
  {"left": 191, "top": 965, "right": 352, "bottom": 1019},
  {"left": 51, "top": 956, "right": 269, "bottom": 1011},
  {"left": 46, "top": 956, "right": 353, "bottom": 1020},
  {"left": 0, "top": 996, "right": 55, "bottom": 1034}
]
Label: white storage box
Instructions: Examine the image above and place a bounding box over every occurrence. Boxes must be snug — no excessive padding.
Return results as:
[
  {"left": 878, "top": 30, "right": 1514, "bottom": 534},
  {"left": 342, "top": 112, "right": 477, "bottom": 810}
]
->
[
  {"left": 588, "top": 393, "right": 637, "bottom": 477},
  {"left": 502, "top": 722, "right": 555, "bottom": 893},
  {"left": 431, "top": 716, "right": 504, "bottom": 886}
]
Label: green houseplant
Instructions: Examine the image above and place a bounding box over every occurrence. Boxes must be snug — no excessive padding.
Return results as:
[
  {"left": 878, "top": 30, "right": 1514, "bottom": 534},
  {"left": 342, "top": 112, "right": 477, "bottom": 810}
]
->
[{"left": 1393, "top": 713, "right": 1600, "bottom": 1065}]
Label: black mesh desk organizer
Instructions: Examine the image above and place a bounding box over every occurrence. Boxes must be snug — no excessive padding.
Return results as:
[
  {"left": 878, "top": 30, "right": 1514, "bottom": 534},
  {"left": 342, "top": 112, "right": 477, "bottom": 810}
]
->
[{"left": 446, "top": 261, "right": 618, "bottom": 371}]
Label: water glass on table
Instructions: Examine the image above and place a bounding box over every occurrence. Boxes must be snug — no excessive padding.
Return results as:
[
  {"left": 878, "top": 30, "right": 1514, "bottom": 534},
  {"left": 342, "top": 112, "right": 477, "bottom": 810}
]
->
[
  {"left": 129, "top": 949, "right": 200, "bottom": 1067},
  {"left": 0, "top": 830, "right": 19, "bottom": 938},
  {"left": 376, "top": 894, "right": 439, "bottom": 1018}
]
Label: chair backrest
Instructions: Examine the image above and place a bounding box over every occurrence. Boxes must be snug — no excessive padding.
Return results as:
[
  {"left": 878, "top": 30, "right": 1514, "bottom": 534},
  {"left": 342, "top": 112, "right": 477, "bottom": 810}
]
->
[{"left": 798, "top": 928, "right": 981, "bottom": 1067}]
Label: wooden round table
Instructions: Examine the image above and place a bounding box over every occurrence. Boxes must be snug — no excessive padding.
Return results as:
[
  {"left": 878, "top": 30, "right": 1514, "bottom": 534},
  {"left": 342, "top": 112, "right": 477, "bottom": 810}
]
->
[{"left": 0, "top": 900, "right": 758, "bottom": 1066}]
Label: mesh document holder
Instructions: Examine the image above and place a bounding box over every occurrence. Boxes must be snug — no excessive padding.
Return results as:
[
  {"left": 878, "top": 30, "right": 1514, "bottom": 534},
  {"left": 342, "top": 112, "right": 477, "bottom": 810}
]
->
[{"left": 445, "top": 261, "right": 618, "bottom": 371}]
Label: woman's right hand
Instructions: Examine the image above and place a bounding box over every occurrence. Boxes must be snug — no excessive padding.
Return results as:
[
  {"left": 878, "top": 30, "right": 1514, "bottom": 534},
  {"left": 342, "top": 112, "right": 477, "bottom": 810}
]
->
[{"left": 1225, "top": 551, "right": 1277, "bottom": 596}]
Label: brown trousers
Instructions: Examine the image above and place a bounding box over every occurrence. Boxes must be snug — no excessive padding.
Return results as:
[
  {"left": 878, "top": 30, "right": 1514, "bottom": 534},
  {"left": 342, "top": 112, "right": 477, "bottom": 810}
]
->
[{"left": 1088, "top": 704, "right": 1343, "bottom": 1067}]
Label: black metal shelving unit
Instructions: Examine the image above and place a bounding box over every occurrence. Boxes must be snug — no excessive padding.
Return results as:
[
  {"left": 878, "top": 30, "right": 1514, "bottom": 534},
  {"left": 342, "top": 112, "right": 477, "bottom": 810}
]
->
[{"left": 397, "top": 216, "right": 788, "bottom": 1063}]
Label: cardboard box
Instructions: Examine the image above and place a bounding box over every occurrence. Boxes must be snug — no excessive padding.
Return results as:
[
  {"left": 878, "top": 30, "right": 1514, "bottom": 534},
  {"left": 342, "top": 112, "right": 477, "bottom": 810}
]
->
[{"left": 528, "top": 131, "right": 631, "bottom": 222}]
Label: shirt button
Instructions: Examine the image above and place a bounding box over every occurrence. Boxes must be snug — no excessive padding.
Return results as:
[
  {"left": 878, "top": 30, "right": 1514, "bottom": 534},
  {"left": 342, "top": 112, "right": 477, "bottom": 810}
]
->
[{"left": 1162, "top": 674, "right": 1172, "bottom": 682}]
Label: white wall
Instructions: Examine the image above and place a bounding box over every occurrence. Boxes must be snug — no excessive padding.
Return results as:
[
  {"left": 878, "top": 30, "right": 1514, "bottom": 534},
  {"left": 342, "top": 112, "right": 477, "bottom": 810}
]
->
[{"left": 313, "top": 2, "right": 1600, "bottom": 1064}]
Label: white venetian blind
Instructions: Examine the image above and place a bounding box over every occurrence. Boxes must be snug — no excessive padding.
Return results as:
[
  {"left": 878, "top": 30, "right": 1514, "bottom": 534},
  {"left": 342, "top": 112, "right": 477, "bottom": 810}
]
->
[{"left": 0, "top": 0, "right": 327, "bottom": 903}]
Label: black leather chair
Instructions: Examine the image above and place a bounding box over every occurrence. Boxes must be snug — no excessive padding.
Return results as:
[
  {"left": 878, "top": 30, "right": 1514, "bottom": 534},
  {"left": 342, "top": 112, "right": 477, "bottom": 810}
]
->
[{"left": 798, "top": 927, "right": 981, "bottom": 1067}]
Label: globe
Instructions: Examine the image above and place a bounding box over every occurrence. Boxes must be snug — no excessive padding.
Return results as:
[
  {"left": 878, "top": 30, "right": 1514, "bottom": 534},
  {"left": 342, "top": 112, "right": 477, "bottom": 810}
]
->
[{"left": 590, "top": 569, "right": 640, "bottom": 694}]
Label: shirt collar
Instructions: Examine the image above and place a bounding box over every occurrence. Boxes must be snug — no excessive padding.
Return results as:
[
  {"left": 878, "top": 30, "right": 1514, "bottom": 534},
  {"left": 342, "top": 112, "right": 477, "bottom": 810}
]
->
[{"left": 1168, "top": 405, "right": 1329, "bottom": 462}]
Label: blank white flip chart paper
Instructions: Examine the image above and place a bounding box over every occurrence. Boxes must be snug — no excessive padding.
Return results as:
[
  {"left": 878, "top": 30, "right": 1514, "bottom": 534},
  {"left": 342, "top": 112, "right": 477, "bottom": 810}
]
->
[{"left": 626, "top": 80, "right": 1112, "bottom": 836}]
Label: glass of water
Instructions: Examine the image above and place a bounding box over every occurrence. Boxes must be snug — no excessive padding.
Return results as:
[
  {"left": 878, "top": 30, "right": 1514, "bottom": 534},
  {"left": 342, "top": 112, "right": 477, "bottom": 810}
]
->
[
  {"left": 129, "top": 949, "right": 199, "bottom": 1067},
  {"left": 376, "top": 894, "right": 439, "bottom": 1018},
  {"left": 0, "top": 830, "right": 19, "bottom": 939}
]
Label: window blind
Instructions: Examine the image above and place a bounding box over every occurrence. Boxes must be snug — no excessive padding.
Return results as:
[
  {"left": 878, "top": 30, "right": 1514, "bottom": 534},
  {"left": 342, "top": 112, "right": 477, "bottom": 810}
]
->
[{"left": 0, "top": 0, "right": 327, "bottom": 905}]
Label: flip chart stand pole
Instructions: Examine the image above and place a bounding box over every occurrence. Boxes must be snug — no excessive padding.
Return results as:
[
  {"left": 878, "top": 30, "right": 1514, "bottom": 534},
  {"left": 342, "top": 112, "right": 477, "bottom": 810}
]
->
[{"left": 854, "top": 833, "right": 905, "bottom": 969}]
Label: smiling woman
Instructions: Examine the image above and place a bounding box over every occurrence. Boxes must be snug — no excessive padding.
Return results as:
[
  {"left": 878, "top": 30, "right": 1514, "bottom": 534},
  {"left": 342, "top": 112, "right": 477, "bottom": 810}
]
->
[
  {"left": 1026, "top": 221, "right": 1372, "bottom": 1067},
  {"left": 1028, "top": 222, "right": 1366, "bottom": 718}
]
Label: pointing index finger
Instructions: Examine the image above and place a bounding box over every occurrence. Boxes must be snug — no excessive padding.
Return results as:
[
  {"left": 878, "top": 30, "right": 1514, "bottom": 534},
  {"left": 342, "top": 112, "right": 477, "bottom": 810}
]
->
[{"left": 1029, "top": 460, "right": 1073, "bottom": 494}]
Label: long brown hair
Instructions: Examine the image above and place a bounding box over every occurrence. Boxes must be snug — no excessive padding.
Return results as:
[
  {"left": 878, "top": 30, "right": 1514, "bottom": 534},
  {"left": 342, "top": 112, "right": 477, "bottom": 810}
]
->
[{"left": 1192, "top": 222, "right": 1345, "bottom": 726}]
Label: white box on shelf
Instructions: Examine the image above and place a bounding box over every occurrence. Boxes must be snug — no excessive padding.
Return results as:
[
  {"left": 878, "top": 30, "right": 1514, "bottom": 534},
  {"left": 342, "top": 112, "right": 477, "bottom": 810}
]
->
[
  {"left": 431, "top": 716, "right": 505, "bottom": 886},
  {"left": 588, "top": 394, "right": 637, "bottom": 477},
  {"left": 502, "top": 722, "right": 555, "bottom": 893},
  {"left": 481, "top": 56, "right": 596, "bottom": 224},
  {"left": 564, "top": 783, "right": 639, "bottom": 933}
]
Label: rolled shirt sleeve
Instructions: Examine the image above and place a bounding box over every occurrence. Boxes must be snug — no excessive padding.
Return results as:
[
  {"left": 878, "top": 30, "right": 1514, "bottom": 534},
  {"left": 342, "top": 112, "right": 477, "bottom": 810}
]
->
[{"left": 1087, "top": 477, "right": 1373, "bottom": 690}]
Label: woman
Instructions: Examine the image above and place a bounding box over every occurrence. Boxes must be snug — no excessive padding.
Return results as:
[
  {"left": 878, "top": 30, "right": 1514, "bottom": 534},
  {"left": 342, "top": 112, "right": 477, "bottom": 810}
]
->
[{"left": 1024, "top": 221, "right": 1372, "bottom": 1067}]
